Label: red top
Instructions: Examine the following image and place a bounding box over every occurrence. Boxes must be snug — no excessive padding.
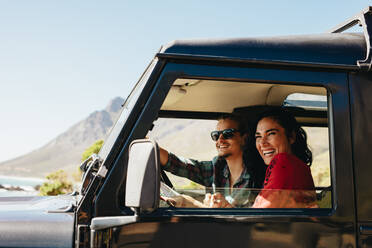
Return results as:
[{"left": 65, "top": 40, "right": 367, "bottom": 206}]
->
[
  {"left": 263, "top": 153, "right": 315, "bottom": 190},
  {"left": 253, "top": 153, "right": 317, "bottom": 208}
]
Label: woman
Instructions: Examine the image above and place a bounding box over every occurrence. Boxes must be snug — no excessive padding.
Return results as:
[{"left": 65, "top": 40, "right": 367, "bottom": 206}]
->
[{"left": 252, "top": 109, "right": 317, "bottom": 208}]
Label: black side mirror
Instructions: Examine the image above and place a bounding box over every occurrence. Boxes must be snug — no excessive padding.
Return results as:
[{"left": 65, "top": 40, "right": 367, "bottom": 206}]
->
[{"left": 125, "top": 139, "right": 160, "bottom": 213}]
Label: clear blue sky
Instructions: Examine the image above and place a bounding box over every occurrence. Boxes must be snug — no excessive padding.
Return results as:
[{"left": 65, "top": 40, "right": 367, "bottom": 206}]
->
[{"left": 0, "top": 1, "right": 370, "bottom": 162}]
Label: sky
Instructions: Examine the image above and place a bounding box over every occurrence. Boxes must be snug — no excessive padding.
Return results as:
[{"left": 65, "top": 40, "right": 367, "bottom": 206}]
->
[{"left": 0, "top": 1, "right": 370, "bottom": 162}]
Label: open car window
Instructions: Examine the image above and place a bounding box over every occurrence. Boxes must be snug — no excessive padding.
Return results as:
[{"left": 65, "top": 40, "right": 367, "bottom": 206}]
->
[{"left": 147, "top": 79, "right": 332, "bottom": 210}]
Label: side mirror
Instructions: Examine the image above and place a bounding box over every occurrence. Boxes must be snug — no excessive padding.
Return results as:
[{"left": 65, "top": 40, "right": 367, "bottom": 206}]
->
[{"left": 125, "top": 139, "right": 160, "bottom": 213}]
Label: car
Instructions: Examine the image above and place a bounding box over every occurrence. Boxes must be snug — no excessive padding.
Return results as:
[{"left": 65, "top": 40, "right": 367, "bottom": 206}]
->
[{"left": 1, "top": 6, "right": 372, "bottom": 248}]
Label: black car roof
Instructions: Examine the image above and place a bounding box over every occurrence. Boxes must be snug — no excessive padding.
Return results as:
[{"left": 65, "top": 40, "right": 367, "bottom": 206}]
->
[{"left": 158, "top": 33, "right": 366, "bottom": 70}]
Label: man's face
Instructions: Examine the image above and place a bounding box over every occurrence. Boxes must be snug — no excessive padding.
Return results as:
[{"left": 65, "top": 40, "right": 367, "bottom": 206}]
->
[{"left": 215, "top": 119, "right": 245, "bottom": 159}]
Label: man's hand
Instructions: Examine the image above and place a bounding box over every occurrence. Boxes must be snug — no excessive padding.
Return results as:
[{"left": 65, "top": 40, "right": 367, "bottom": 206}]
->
[
  {"left": 161, "top": 193, "right": 233, "bottom": 208},
  {"left": 203, "top": 193, "right": 233, "bottom": 208},
  {"left": 161, "top": 194, "right": 206, "bottom": 208}
]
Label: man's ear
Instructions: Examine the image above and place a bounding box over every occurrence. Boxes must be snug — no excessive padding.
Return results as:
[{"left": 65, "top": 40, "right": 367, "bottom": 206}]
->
[{"left": 289, "top": 131, "right": 296, "bottom": 144}]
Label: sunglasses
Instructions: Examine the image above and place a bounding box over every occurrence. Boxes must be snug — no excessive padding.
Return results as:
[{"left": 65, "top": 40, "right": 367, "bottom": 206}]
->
[{"left": 210, "top": 128, "right": 240, "bottom": 141}]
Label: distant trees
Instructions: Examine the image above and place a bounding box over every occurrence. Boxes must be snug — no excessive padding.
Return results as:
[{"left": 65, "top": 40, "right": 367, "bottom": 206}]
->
[
  {"left": 81, "top": 140, "right": 104, "bottom": 161},
  {"left": 76, "top": 139, "right": 104, "bottom": 180},
  {"left": 38, "top": 170, "right": 73, "bottom": 196},
  {"left": 39, "top": 139, "right": 104, "bottom": 196}
]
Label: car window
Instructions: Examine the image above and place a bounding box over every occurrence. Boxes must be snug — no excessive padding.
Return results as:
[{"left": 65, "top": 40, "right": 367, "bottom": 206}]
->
[{"left": 147, "top": 79, "right": 332, "bottom": 210}]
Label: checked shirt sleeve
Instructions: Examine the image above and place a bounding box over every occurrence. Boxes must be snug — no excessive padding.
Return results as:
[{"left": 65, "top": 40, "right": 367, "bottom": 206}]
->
[{"left": 163, "top": 152, "right": 214, "bottom": 187}]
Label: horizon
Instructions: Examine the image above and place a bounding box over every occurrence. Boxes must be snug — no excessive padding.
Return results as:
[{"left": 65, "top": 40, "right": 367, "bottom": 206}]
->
[{"left": 0, "top": 1, "right": 370, "bottom": 162}]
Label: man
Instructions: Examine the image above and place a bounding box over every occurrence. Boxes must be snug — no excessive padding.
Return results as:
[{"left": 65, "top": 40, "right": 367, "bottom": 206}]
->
[{"left": 159, "top": 114, "right": 265, "bottom": 208}]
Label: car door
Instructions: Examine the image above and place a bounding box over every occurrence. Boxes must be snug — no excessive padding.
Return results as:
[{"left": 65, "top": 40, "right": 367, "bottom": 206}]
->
[
  {"left": 91, "top": 61, "right": 356, "bottom": 248},
  {"left": 349, "top": 72, "right": 372, "bottom": 248}
]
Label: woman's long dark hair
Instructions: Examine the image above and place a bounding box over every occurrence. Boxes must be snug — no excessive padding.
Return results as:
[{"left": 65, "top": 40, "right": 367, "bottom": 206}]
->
[
  {"left": 216, "top": 114, "right": 266, "bottom": 188},
  {"left": 256, "top": 108, "right": 313, "bottom": 166}
]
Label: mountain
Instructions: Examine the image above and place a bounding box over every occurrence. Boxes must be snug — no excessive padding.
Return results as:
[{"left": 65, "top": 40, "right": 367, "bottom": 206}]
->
[{"left": 0, "top": 97, "right": 125, "bottom": 178}]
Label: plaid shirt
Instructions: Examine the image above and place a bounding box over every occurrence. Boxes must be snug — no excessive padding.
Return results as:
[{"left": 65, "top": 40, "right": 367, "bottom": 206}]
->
[{"left": 164, "top": 152, "right": 259, "bottom": 207}]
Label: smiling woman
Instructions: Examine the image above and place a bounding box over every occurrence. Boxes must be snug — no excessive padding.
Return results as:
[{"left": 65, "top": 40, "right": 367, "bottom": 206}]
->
[
  {"left": 255, "top": 109, "right": 313, "bottom": 166},
  {"left": 252, "top": 109, "right": 317, "bottom": 208}
]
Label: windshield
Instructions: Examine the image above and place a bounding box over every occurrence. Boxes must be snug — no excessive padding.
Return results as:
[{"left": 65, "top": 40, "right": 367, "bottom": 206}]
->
[{"left": 98, "top": 59, "right": 158, "bottom": 160}]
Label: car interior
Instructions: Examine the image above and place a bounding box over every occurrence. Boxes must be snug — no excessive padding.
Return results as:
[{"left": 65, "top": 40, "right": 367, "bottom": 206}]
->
[{"left": 147, "top": 78, "right": 331, "bottom": 209}]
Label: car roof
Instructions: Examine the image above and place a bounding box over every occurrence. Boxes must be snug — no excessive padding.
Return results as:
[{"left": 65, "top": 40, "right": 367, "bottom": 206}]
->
[{"left": 159, "top": 33, "right": 365, "bottom": 68}]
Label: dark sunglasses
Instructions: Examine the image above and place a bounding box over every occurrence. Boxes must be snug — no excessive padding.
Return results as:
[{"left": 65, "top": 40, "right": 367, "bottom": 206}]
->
[{"left": 210, "top": 128, "right": 240, "bottom": 141}]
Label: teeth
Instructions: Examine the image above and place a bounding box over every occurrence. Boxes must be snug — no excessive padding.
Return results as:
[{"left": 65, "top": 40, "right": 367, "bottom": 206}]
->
[{"left": 263, "top": 150, "right": 275, "bottom": 156}]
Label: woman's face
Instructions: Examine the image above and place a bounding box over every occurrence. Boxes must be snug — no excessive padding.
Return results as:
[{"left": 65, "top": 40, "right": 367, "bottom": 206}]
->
[{"left": 255, "top": 117, "right": 294, "bottom": 165}]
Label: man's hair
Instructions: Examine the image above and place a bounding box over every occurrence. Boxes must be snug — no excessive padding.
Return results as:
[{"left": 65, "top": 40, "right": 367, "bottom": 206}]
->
[
  {"left": 217, "top": 113, "right": 266, "bottom": 188},
  {"left": 256, "top": 108, "right": 313, "bottom": 166},
  {"left": 217, "top": 113, "right": 249, "bottom": 135}
]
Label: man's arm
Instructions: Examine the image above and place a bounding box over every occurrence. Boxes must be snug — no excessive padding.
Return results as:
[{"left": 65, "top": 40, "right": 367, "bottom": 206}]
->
[
  {"left": 158, "top": 146, "right": 214, "bottom": 186},
  {"left": 159, "top": 147, "right": 169, "bottom": 166}
]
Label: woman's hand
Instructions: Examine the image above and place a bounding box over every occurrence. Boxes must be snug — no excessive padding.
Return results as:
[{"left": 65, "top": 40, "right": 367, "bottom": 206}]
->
[{"left": 203, "top": 193, "right": 233, "bottom": 208}]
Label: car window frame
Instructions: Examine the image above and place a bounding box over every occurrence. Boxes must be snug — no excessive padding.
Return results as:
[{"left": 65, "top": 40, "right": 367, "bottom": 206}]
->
[
  {"left": 94, "top": 59, "right": 353, "bottom": 219},
  {"left": 148, "top": 62, "right": 351, "bottom": 217}
]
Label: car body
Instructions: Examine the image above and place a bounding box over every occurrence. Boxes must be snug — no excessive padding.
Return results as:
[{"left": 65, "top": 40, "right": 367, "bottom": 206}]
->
[{"left": 0, "top": 195, "right": 76, "bottom": 247}]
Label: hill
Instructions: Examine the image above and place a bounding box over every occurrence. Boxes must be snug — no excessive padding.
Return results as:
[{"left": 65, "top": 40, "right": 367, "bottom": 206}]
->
[{"left": 0, "top": 97, "right": 125, "bottom": 178}]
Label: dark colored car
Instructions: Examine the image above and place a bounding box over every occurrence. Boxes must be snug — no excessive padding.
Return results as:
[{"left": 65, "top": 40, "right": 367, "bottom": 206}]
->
[{"left": 2, "top": 6, "right": 372, "bottom": 248}]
